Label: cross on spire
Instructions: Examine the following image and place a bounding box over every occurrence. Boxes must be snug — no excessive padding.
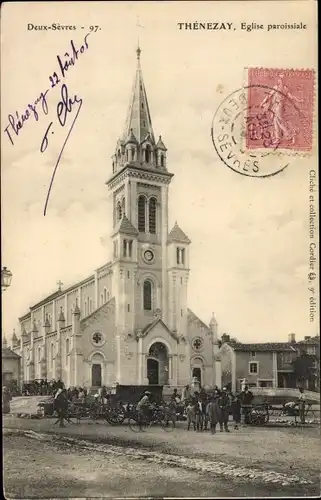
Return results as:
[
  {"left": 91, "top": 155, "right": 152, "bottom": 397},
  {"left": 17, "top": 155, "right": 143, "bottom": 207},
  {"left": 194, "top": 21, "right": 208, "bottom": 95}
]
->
[
  {"left": 136, "top": 15, "right": 144, "bottom": 59},
  {"left": 57, "top": 280, "right": 63, "bottom": 291}
]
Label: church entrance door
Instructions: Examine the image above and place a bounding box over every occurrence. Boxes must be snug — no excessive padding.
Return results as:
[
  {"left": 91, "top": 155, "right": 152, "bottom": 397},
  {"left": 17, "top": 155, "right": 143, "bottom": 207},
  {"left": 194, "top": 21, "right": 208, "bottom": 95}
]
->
[
  {"left": 147, "top": 359, "right": 159, "bottom": 385},
  {"left": 147, "top": 342, "right": 169, "bottom": 385},
  {"left": 92, "top": 364, "right": 102, "bottom": 387},
  {"left": 192, "top": 367, "right": 202, "bottom": 386}
]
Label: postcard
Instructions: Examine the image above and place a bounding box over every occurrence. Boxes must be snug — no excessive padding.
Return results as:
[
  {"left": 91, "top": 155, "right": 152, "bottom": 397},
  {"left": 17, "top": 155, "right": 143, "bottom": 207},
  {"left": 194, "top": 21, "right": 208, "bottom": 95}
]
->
[{"left": 1, "top": 1, "right": 319, "bottom": 498}]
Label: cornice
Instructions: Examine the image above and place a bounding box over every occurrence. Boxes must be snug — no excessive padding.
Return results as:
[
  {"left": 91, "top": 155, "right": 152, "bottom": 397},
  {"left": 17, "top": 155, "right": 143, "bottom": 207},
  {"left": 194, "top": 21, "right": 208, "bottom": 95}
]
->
[{"left": 106, "top": 165, "right": 174, "bottom": 190}]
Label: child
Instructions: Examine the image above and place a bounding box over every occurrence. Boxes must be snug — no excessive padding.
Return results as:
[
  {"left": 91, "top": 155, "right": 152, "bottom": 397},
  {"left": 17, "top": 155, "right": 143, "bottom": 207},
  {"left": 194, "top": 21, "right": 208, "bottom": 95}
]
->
[
  {"left": 231, "top": 393, "right": 241, "bottom": 430},
  {"left": 186, "top": 399, "right": 196, "bottom": 431},
  {"left": 206, "top": 395, "right": 220, "bottom": 434}
]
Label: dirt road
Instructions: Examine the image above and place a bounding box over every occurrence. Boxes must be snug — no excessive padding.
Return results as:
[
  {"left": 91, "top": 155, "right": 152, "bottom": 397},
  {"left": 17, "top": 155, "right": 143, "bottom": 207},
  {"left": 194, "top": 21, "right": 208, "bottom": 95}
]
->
[{"left": 3, "top": 415, "right": 320, "bottom": 498}]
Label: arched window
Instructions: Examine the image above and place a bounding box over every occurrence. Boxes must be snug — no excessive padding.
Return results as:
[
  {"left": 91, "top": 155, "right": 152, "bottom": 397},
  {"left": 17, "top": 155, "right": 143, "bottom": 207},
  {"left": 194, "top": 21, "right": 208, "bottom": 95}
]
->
[
  {"left": 143, "top": 280, "right": 152, "bottom": 311},
  {"left": 89, "top": 299, "right": 92, "bottom": 314},
  {"left": 104, "top": 288, "right": 107, "bottom": 303},
  {"left": 100, "top": 293, "right": 104, "bottom": 306},
  {"left": 149, "top": 198, "right": 157, "bottom": 234},
  {"left": 38, "top": 346, "right": 41, "bottom": 362},
  {"left": 138, "top": 195, "right": 146, "bottom": 233},
  {"left": 84, "top": 300, "right": 88, "bottom": 316},
  {"left": 145, "top": 145, "right": 151, "bottom": 163},
  {"left": 122, "top": 197, "right": 125, "bottom": 217},
  {"left": 117, "top": 202, "right": 122, "bottom": 222},
  {"left": 160, "top": 154, "right": 164, "bottom": 167},
  {"left": 66, "top": 338, "right": 70, "bottom": 364},
  {"left": 131, "top": 148, "right": 135, "bottom": 160}
]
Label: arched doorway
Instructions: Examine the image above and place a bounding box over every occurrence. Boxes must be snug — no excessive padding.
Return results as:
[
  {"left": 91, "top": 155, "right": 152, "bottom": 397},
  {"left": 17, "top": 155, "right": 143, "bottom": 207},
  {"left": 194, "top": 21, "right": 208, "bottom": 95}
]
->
[
  {"left": 147, "top": 358, "right": 159, "bottom": 385},
  {"left": 90, "top": 352, "right": 105, "bottom": 387},
  {"left": 191, "top": 357, "right": 204, "bottom": 387},
  {"left": 192, "top": 367, "right": 202, "bottom": 386},
  {"left": 147, "top": 342, "right": 169, "bottom": 385},
  {"left": 92, "top": 364, "right": 102, "bottom": 387}
]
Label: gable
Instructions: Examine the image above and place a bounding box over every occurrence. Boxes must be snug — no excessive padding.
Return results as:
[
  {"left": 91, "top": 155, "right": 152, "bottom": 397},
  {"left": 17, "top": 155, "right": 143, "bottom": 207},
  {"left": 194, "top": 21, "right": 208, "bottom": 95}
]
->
[
  {"left": 187, "top": 309, "right": 211, "bottom": 334},
  {"left": 80, "top": 298, "right": 115, "bottom": 331},
  {"left": 139, "top": 319, "right": 179, "bottom": 352}
]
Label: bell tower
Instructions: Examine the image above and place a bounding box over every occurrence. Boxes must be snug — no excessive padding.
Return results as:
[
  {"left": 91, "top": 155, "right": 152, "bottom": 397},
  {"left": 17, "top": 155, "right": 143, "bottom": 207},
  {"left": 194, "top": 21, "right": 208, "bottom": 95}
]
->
[{"left": 107, "top": 46, "right": 174, "bottom": 336}]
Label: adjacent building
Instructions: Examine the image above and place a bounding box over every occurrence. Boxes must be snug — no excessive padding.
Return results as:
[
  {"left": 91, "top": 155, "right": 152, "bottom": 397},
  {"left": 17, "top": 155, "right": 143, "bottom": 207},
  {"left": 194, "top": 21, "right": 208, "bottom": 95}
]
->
[
  {"left": 296, "top": 335, "right": 320, "bottom": 391},
  {"left": 10, "top": 46, "right": 221, "bottom": 390},
  {"left": 2, "top": 336, "right": 21, "bottom": 387},
  {"left": 220, "top": 333, "right": 318, "bottom": 392}
]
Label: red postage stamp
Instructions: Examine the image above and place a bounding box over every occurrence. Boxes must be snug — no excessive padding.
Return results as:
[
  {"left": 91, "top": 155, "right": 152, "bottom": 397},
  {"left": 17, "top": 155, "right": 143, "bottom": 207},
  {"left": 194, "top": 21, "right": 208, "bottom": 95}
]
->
[{"left": 245, "top": 68, "right": 315, "bottom": 152}]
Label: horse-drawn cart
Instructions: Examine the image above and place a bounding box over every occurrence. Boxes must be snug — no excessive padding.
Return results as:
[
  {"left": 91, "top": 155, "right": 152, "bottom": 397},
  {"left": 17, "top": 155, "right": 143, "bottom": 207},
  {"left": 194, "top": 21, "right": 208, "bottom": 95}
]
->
[{"left": 245, "top": 398, "right": 318, "bottom": 425}]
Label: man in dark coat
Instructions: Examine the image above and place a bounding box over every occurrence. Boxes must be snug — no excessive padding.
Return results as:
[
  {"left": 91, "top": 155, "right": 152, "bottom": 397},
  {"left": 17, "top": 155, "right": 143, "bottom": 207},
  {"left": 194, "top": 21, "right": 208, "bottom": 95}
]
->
[
  {"left": 240, "top": 386, "right": 254, "bottom": 424},
  {"left": 54, "top": 387, "right": 69, "bottom": 427},
  {"left": 218, "top": 387, "right": 230, "bottom": 432}
]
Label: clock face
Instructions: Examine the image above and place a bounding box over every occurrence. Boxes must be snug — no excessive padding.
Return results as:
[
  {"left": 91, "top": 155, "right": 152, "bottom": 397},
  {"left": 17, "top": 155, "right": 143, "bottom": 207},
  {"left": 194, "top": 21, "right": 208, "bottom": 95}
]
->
[{"left": 144, "top": 250, "right": 154, "bottom": 263}]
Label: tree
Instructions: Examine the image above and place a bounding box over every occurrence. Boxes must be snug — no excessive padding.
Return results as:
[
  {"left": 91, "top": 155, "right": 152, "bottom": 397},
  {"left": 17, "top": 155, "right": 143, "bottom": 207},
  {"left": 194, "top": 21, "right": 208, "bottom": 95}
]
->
[{"left": 292, "top": 352, "right": 316, "bottom": 388}]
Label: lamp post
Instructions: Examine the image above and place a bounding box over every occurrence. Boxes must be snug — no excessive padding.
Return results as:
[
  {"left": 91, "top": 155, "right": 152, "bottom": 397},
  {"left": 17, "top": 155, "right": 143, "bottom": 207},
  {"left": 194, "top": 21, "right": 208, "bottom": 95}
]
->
[{"left": 1, "top": 267, "right": 13, "bottom": 292}]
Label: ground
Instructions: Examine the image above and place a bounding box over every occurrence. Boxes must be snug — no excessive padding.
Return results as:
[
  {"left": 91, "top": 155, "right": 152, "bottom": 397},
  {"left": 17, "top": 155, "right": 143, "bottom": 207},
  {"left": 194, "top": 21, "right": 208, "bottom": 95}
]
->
[{"left": 3, "top": 410, "right": 320, "bottom": 498}]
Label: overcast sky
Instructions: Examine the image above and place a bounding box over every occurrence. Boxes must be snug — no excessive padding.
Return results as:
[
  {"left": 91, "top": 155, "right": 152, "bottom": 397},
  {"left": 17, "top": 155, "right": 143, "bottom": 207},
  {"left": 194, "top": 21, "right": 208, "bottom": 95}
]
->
[{"left": 1, "top": 1, "right": 317, "bottom": 343}]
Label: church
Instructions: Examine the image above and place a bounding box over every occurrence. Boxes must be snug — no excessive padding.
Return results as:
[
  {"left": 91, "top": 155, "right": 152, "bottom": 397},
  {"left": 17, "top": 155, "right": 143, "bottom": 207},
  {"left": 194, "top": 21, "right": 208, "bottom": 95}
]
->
[{"left": 10, "top": 46, "right": 222, "bottom": 391}]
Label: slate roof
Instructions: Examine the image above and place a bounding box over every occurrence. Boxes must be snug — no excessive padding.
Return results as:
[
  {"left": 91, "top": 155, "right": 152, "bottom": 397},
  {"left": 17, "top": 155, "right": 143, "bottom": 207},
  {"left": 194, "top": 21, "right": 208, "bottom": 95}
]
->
[
  {"left": 156, "top": 135, "right": 167, "bottom": 150},
  {"left": 125, "top": 128, "right": 138, "bottom": 145},
  {"left": 123, "top": 47, "right": 155, "bottom": 144},
  {"left": 2, "top": 347, "right": 21, "bottom": 359},
  {"left": 187, "top": 309, "right": 210, "bottom": 332},
  {"left": 167, "top": 222, "right": 191, "bottom": 244},
  {"left": 112, "top": 215, "right": 139, "bottom": 237},
  {"left": 19, "top": 262, "right": 112, "bottom": 319},
  {"left": 228, "top": 342, "right": 298, "bottom": 352}
]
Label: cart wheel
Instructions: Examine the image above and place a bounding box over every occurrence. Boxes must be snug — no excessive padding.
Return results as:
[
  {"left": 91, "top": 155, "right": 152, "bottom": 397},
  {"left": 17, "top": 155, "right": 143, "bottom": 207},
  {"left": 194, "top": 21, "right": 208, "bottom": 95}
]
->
[
  {"left": 128, "top": 416, "right": 146, "bottom": 432},
  {"left": 106, "top": 409, "right": 125, "bottom": 425},
  {"left": 160, "top": 416, "right": 175, "bottom": 432}
]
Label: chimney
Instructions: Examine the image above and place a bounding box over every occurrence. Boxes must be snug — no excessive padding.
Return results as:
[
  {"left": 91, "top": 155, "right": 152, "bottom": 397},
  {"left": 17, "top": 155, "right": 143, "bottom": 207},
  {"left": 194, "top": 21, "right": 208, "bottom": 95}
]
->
[
  {"left": 304, "top": 336, "right": 311, "bottom": 341},
  {"left": 221, "top": 333, "right": 230, "bottom": 343},
  {"left": 288, "top": 333, "right": 296, "bottom": 343}
]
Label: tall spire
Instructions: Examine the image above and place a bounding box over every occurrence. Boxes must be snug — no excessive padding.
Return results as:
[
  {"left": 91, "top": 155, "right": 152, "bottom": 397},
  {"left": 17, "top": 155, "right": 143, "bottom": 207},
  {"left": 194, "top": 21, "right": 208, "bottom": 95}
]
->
[{"left": 123, "top": 47, "right": 155, "bottom": 144}]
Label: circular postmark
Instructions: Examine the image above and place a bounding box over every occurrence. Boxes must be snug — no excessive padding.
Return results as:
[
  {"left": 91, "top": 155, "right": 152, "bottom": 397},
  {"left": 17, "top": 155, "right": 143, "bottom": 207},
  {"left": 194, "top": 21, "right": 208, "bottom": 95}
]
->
[{"left": 211, "top": 84, "right": 302, "bottom": 178}]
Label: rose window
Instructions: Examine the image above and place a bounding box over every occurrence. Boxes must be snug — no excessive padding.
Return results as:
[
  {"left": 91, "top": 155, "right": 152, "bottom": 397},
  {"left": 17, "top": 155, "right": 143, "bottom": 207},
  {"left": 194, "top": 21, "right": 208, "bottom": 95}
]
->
[
  {"left": 92, "top": 332, "right": 104, "bottom": 346},
  {"left": 192, "top": 337, "right": 204, "bottom": 352}
]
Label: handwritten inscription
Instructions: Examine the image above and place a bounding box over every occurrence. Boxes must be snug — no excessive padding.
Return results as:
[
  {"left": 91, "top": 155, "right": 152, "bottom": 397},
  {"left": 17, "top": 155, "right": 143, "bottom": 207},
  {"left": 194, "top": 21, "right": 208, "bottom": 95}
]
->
[
  {"left": 43, "top": 84, "right": 83, "bottom": 216},
  {"left": 4, "top": 91, "right": 49, "bottom": 145},
  {"left": 3, "top": 33, "right": 91, "bottom": 216}
]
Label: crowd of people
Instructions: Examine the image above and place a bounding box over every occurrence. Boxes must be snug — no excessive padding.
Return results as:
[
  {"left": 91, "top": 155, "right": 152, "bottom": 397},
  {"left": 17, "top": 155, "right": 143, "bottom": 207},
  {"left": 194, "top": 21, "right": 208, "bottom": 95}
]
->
[
  {"left": 137, "top": 384, "right": 255, "bottom": 433},
  {"left": 4, "top": 378, "right": 308, "bottom": 428},
  {"left": 22, "top": 379, "right": 64, "bottom": 396}
]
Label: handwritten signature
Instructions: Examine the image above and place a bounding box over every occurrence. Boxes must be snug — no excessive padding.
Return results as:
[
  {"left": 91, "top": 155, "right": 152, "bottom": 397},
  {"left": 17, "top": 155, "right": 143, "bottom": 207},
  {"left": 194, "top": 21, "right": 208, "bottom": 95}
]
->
[
  {"left": 3, "top": 33, "right": 91, "bottom": 216},
  {"left": 42, "top": 84, "right": 83, "bottom": 216}
]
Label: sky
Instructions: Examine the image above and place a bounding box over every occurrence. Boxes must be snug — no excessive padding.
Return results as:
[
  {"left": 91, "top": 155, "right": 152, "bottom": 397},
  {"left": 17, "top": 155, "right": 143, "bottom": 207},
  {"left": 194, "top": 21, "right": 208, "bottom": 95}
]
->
[{"left": 1, "top": 1, "right": 318, "bottom": 343}]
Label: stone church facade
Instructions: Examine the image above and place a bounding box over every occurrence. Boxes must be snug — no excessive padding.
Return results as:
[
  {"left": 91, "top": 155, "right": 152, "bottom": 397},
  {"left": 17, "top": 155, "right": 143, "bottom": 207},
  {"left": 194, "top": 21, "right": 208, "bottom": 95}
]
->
[{"left": 11, "top": 46, "right": 222, "bottom": 390}]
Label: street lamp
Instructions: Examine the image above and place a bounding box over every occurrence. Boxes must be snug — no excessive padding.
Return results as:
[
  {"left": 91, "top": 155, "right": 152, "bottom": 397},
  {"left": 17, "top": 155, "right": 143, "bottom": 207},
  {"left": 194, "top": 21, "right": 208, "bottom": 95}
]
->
[{"left": 1, "top": 267, "right": 13, "bottom": 292}]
